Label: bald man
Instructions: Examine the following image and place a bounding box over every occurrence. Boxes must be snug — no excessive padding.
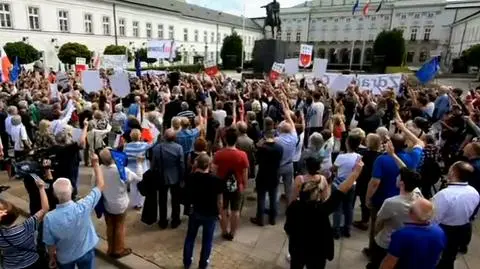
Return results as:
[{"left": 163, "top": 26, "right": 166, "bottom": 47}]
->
[{"left": 380, "top": 198, "right": 446, "bottom": 269}]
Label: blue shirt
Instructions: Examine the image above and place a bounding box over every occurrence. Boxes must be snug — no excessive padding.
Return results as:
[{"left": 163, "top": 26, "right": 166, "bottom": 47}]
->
[
  {"left": 43, "top": 188, "right": 101, "bottom": 264},
  {"left": 275, "top": 130, "right": 297, "bottom": 167},
  {"left": 372, "top": 147, "right": 423, "bottom": 207},
  {"left": 433, "top": 94, "right": 449, "bottom": 121},
  {"left": 176, "top": 128, "right": 200, "bottom": 155},
  {"left": 388, "top": 223, "right": 446, "bottom": 269}
]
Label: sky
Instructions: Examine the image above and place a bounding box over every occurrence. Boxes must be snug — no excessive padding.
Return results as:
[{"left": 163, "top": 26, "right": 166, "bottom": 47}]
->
[{"left": 186, "top": 0, "right": 307, "bottom": 18}]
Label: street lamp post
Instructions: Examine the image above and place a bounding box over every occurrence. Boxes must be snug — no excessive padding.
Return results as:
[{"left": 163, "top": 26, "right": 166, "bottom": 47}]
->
[{"left": 204, "top": 42, "right": 208, "bottom": 62}]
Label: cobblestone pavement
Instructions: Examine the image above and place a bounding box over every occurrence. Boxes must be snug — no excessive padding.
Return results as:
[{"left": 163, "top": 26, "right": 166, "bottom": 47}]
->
[{"left": 2, "top": 168, "right": 479, "bottom": 269}]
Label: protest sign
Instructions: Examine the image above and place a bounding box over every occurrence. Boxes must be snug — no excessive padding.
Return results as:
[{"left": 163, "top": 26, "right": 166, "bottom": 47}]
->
[
  {"left": 81, "top": 70, "right": 102, "bottom": 93},
  {"left": 269, "top": 62, "right": 284, "bottom": 81},
  {"left": 75, "top": 57, "right": 86, "bottom": 65},
  {"left": 312, "top": 58, "right": 328, "bottom": 78},
  {"left": 284, "top": 58, "right": 299, "bottom": 76},
  {"left": 109, "top": 71, "right": 130, "bottom": 98},
  {"left": 204, "top": 60, "right": 219, "bottom": 77},
  {"left": 75, "top": 64, "right": 87, "bottom": 73},
  {"left": 329, "top": 74, "right": 355, "bottom": 93},
  {"left": 49, "top": 83, "right": 59, "bottom": 99},
  {"left": 299, "top": 44, "right": 313, "bottom": 67},
  {"left": 355, "top": 73, "right": 402, "bottom": 94},
  {"left": 101, "top": 55, "right": 128, "bottom": 69},
  {"left": 56, "top": 72, "right": 69, "bottom": 89},
  {"left": 147, "top": 40, "right": 175, "bottom": 59}
]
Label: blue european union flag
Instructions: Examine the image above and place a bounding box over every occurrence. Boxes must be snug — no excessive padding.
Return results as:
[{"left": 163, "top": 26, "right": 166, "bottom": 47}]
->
[
  {"left": 416, "top": 56, "right": 440, "bottom": 85},
  {"left": 352, "top": 0, "right": 360, "bottom": 15},
  {"left": 135, "top": 51, "right": 141, "bottom": 77},
  {"left": 10, "top": 56, "right": 20, "bottom": 82},
  {"left": 110, "top": 149, "right": 128, "bottom": 182}
]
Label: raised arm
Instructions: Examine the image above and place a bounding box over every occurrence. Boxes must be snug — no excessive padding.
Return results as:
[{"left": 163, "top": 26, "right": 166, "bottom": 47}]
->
[
  {"left": 78, "top": 120, "right": 89, "bottom": 149},
  {"left": 385, "top": 140, "right": 406, "bottom": 169},
  {"left": 91, "top": 153, "right": 105, "bottom": 191},
  {"left": 395, "top": 112, "right": 424, "bottom": 148}
]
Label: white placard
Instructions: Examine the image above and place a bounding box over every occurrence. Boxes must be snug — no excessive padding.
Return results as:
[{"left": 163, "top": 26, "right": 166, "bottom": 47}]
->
[
  {"left": 56, "top": 72, "right": 69, "bottom": 89},
  {"left": 109, "top": 71, "right": 131, "bottom": 98},
  {"left": 271, "top": 62, "right": 285, "bottom": 73},
  {"left": 75, "top": 57, "right": 86, "bottom": 65},
  {"left": 312, "top": 58, "right": 328, "bottom": 78},
  {"left": 81, "top": 70, "right": 103, "bottom": 93},
  {"left": 101, "top": 55, "right": 128, "bottom": 69},
  {"left": 71, "top": 128, "right": 83, "bottom": 143},
  {"left": 147, "top": 40, "right": 175, "bottom": 59},
  {"left": 329, "top": 74, "right": 355, "bottom": 93},
  {"left": 49, "top": 83, "right": 59, "bottom": 99},
  {"left": 355, "top": 73, "right": 402, "bottom": 94},
  {"left": 204, "top": 59, "right": 216, "bottom": 68},
  {"left": 284, "top": 58, "right": 299, "bottom": 76}
]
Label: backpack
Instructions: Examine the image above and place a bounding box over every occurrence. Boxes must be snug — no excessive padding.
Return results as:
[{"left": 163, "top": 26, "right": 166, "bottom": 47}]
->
[{"left": 224, "top": 170, "right": 238, "bottom": 193}]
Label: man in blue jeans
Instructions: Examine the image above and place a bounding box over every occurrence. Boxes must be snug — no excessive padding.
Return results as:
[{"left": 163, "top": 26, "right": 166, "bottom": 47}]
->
[{"left": 183, "top": 153, "right": 223, "bottom": 269}]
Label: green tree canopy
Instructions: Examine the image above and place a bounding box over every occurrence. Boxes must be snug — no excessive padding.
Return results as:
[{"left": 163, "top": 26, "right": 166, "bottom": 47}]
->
[
  {"left": 464, "top": 44, "right": 480, "bottom": 68},
  {"left": 104, "top": 45, "right": 133, "bottom": 62},
  {"left": 220, "top": 32, "right": 243, "bottom": 69},
  {"left": 57, "top": 42, "right": 91, "bottom": 65},
  {"left": 3, "top": 42, "right": 40, "bottom": 64},
  {"left": 373, "top": 29, "right": 406, "bottom": 67},
  {"left": 137, "top": 48, "right": 157, "bottom": 64}
]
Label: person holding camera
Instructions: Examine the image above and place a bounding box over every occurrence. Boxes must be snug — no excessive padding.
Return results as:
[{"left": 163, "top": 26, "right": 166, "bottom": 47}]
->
[{"left": 0, "top": 169, "right": 50, "bottom": 269}]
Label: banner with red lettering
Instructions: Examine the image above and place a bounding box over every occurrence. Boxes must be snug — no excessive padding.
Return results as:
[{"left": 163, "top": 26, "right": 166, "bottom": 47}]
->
[
  {"left": 269, "top": 62, "right": 284, "bottom": 81},
  {"left": 204, "top": 60, "right": 218, "bottom": 77},
  {"left": 299, "top": 44, "right": 313, "bottom": 67}
]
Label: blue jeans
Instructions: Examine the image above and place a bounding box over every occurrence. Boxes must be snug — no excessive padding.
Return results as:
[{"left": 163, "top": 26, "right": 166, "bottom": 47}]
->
[
  {"left": 256, "top": 185, "right": 278, "bottom": 223},
  {"left": 333, "top": 185, "right": 356, "bottom": 233},
  {"left": 183, "top": 213, "right": 217, "bottom": 269},
  {"left": 278, "top": 163, "right": 294, "bottom": 202},
  {"left": 58, "top": 248, "right": 95, "bottom": 269}
]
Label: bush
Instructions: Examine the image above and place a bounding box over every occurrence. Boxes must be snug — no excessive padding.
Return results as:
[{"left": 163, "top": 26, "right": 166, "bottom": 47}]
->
[
  {"left": 137, "top": 48, "right": 157, "bottom": 64},
  {"left": 3, "top": 42, "right": 40, "bottom": 64},
  {"left": 57, "top": 42, "right": 91, "bottom": 65},
  {"left": 220, "top": 32, "right": 243, "bottom": 69},
  {"left": 373, "top": 29, "right": 406, "bottom": 71},
  {"left": 464, "top": 44, "right": 480, "bottom": 68},
  {"left": 104, "top": 45, "right": 133, "bottom": 62},
  {"left": 128, "top": 64, "right": 203, "bottom": 73}
]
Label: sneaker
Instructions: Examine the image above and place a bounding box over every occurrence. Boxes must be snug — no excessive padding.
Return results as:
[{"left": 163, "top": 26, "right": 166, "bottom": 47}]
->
[
  {"left": 285, "top": 253, "right": 291, "bottom": 262},
  {"left": 333, "top": 230, "right": 341, "bottom": 240},
  {"left": 250, "top": 217, "right": 264, "bottom": 227},
  {"left": 352, "top": 221, "right": 369, "bottom": 231},
  {"left": 342, "top": 228, "right": 351, "bottom": 238}
]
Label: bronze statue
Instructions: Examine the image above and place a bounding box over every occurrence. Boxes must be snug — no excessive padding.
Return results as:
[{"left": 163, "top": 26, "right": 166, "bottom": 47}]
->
[{"left": 261, "top": 0, "right": 281, "bottom": 39}]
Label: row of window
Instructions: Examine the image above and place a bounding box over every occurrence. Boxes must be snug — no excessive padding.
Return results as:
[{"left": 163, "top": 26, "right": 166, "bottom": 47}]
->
[
  {"left": 0, "top": 3, "right": 258, "bottom": 45},
  {"left": 397, "top": 27, "right": 433, "bottom": 41},
  {"left": 396, "top": 11, "right": 439, "bottom": 20}
]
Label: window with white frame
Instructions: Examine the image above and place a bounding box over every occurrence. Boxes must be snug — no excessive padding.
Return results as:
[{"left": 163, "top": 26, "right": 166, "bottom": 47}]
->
[
  {"left": 0, "top": 4, "right": 12, "bottom": 28},
  {"left": 414, "top": 13, "right": 420, "bottom": 19},
  {"left": 410, "top": 27, "right": 417, "bottom": 41},
  {"left": 84, "top": 13, "right": 93, "bottom": 34},
  {"left": 28, "top": 7, "right": 40, "bottom": 30},
  {"left": 194, "top": 30, "right": 199, "bottom": 42},
  {"left": 133, "top": 21, "right": 139, "bottom": 37},
  {"left": 210, "top": 51, "right": 214, "bottom": 60},
  {"left": 217, "top": 32, "right": 221, "bottom": 43},
  {"left": 146, "top": 23, "right": 152, "bottom": 38},
  {"left": 424, "top": 27, "right": 431, "bottom": 41},
  {"left": 203, "top": 31, "right": 207, "bottom": 43},
  {"left": 158, "top": 24, "right": 164, "bottom": 39},
  {"left": 211, "top": 32, "right": 215, "bottom": 43},
  {"left": 118, "top": 18, "right": 125, "bottom": 36},
  {"left": 102, "top": 16, "right": 111, "bottom": 35},
  {"left": 286, "top": 32, "right": 291, "bottom": 41},
  {"left": 401, "top": 14, "right": 406, "bottom": 20},
  {"left": 168, "top": 25, "right": 174, "bottom": 40},
  {"left": 58, "top": 10, "right": 69, "bottom": 32},
  {"left": 296, "top": 32, "right": 301, "bottom": 42},
  {"left": 184, "top": 28, "right": 188, "bottom": 41}
]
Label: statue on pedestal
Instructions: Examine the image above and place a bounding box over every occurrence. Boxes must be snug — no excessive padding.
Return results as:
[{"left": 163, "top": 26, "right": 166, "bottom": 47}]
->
[{"left": 261, "top": 0, "right": 281, "bottom": 39}]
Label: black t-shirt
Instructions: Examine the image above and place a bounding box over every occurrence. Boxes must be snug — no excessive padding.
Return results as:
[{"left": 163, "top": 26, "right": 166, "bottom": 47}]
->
[
  {"left": 52, "top": 143, "right": 81, "bottom": 179},
  {"left": 256, "top": 141, "right": 283, "bottom": 187},
  {"left": 186, "top": 172, "right": 223, "bottom": 217}
]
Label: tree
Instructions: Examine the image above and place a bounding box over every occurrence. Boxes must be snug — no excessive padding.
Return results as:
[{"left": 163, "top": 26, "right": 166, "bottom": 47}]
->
[
  {"left": 373, "top": 29, "right": 406, "bottom": 67},
  {"left": 103, "top": 45, "right": 133, "bottom": 62},
  {"left": 464, "top": 44, "right": 480, "bottom": 68},
  {"left": 57, "top": 42, "right": 91, "bottom": 65},
  {"left": 220, "top": 32, "right": 243, "bottom": 69},
  {"left": 3, "top": 42, "right": 40, "bottom": 64},
  {"left": 137, "top": 48, "right": 157, "bottom": 64}
]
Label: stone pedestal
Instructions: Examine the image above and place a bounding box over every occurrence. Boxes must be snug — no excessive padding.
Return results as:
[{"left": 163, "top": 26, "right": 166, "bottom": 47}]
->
[{"left": 252, "top": 39, "right": 287, "bottom": 73}]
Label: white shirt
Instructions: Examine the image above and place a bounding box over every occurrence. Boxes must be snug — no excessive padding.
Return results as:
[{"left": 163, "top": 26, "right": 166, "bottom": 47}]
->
[
  {"left": 432, "top": 183, "right": 480, "bottom": 226},
  {"left": 307, "top": 101, "right": 325, "bottom": 128},
  {"left": 320, "top": 137, "right": 335, "bottom": 175},
  {"left": 334, "top": 152, "right": 361, "bottom": 179},
  {"left": 10, "top": 124, "right": 28, "bottom": 151},
  {"left": 101, "top": 164, "right": 142, "bottom": 215},
  {"left": 292, "top": 132, "right": 304, "bottom": 162},
  {"left": 424, "top": 102, "right": 435, "bottom": 118},
  {"left": 212, "top": 109, "right": 227, "bottom": 128}
]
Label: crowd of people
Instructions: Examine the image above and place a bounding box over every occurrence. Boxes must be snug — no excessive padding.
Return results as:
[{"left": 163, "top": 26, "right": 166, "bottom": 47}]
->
[{"left": 0, "top": 67, "right": 476, "bottom": 269}]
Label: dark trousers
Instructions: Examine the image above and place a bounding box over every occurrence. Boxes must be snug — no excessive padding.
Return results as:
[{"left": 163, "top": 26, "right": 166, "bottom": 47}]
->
[
  {"left": 368, "top": 206, "right": 380, "bottom": 252},
  {"left": 158, "top": 183, "right": 181, "bottom": 224},
  {"left": 460, "top": 222, "right": 473, "bottom": 249},
  {"left": 183, "top": 213, "right": 217, "bottom": 269},
  {"left": 256, "top": 185, "right": 278, "bottom": 224},
  {"left": 366, "top": 240, "right": 387, "bottom": 269},
  {"left": 333, "top": 186, "right": 355, "bottom": 232},
  {"left": 355, "top": 186, "right": 370, "bottom": 223},
  {"left": 437, "top": 223, "right": 471, "bottom": 269},
  {"left": 290, "top": 252, "right": 326, "bottom": 269}
]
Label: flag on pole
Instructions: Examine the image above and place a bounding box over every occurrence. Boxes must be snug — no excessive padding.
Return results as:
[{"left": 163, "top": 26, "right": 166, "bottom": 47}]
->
[
  {"left": 0, "top": 47, "right": 11, "bottom": 82},
  {"left": 376, "top": 0, "right": 384, "bottom": 13},
  {"left": 135, "top": 51, "right": 141, "bottom": 77},
  {"left": 415, "top": 56, "right": 440, "bottom": 85},
  {"left": 299, "top": 44, "right": 313, "bottom": 68},
  {"left": 204, "top": 59, "right": 219, "bottom": 77},
  {"left": 269, "top": 62, "right": 284, "bottom": 81},
  {"left": 363, "top": 0, "right": 371, "bottom": 16},
  {"left": 110, "top": 149, "right": 128, "bottom": 182},
  {"left": 352, "top": 0, "right": 360, "bottom": 15},
  {"left": 10, "top": 56, "right": 20, "bottom": 82}
]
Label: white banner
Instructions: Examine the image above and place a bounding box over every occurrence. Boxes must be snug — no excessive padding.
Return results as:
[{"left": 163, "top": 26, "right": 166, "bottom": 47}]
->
[
  {"left": 147, "top": 40, "right": 175, "bottom": 59},
  {"left": 355, "top": 73, "right": 402, "bottom": 94},
  {"left": 75, "top": 57, "right": 86, "bottom": 65},
  {"left": 312, "top": 58, "right": 328, "bottom": 78},
  {"left": 101, "top": 55, "right": 128, "bottom": 69}
]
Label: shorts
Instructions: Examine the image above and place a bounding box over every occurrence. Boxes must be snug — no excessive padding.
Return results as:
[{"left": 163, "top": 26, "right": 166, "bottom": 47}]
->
[{"left": 222, "top": 191, "right": 242, "bottom": 211}]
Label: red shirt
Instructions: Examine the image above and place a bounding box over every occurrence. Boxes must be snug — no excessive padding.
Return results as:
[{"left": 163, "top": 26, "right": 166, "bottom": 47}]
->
[{"left": 213, "top": 148, "right": 249, "bottom": 192}]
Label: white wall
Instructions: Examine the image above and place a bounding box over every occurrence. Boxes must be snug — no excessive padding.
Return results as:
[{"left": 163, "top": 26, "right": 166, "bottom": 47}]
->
[{"left": 450, "top": 13, "right": 480, "bottom": 57}]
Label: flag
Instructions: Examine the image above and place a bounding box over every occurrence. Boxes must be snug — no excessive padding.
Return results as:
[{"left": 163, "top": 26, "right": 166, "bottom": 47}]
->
[
  {"left": 363, "top": 0, "right": 371, "bottom": 16},
  {"left": 352, "top": 0, "right": 360, "bottom": 15},
  {"left": 10, "top": 56, "right": 20, "bottom": 82},
  {"left": 299, "top": 44, "right": 313, "bottom": 67},
  {"left": 0, "top": 47, "right": 11, "bottom": 82},
  {"left": 416, "top": 56, "right": 440, "bottom": 85},
  {"left": 376, "top": 0, "right": 384, "bottom": 12},
  {"left": 204, "top": 59, "right": 219, "bottom": 77},
  {"left": 135, "top": 51, "right": 141, "bottom": 77},
  {"left": 269, "top": 62, "right": 284, "bottom": 81},
  {"left": 110, "top": 149, "right": 128, "bottom": 182}
]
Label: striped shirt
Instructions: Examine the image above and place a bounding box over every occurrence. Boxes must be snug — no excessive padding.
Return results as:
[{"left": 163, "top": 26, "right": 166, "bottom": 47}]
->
[
  {"left": 177, "top": 110, "right": 196, "bottom": 120},
  {"left": 124, "top": 141, "right": 151, "bottom": 171},
  {"left": 0, "top": 216, "right": 39, "bottom": 269}
]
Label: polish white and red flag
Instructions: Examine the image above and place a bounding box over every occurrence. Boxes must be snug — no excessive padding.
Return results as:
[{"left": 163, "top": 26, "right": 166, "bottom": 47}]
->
[
  {"left": 298, "top": 44, "right": 313, "bottom": 68},
  {"left": 363, "top": 0, "right": 371, "bottom": 16},
  {"left": 204, "top": 59, "right": 219, "bottom": 77},
  {"left": 269, "top": 62, "right": 284, "bottom": 81}
]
